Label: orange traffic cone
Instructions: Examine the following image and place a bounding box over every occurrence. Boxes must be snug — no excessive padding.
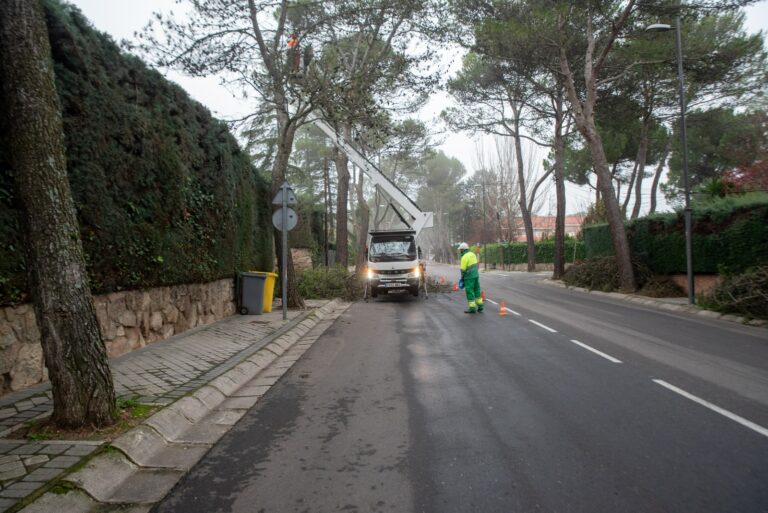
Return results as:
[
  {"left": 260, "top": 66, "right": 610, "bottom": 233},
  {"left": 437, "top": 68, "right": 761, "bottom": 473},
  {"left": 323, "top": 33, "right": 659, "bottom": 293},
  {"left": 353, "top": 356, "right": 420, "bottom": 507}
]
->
[
  {"left": 499, "top": 302, "right": 508, "bottom": 316},
  {"left": 453, "top": 282, "right": 459, "bottom": 292},
  {"left": 481, "top": 291, "right": 485, "bottom": 301},
  {"left": 440, "top": 276, "right": 445, "bottom": 285}
]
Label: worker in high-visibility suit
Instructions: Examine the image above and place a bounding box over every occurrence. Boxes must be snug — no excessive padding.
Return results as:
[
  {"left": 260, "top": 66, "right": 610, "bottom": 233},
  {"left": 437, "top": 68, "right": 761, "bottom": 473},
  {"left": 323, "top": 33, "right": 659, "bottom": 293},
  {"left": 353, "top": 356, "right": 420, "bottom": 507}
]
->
[{"left": 458, "top": 242, "right": 484, "bottom": 314}]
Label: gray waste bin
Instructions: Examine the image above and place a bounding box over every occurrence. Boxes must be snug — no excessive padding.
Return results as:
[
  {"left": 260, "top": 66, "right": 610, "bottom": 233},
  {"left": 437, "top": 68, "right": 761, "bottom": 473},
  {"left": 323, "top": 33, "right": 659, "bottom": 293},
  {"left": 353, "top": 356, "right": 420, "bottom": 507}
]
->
[{"left": 237, "top": 272, "right": 266, "bottom": 315}]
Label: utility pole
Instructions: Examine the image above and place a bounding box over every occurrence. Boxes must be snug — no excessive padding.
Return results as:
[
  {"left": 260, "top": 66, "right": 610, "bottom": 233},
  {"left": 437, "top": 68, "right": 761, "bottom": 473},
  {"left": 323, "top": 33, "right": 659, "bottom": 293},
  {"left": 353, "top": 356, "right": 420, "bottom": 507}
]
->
[{"left": 646, "top": 17, "right": 695, "bottom": 304}]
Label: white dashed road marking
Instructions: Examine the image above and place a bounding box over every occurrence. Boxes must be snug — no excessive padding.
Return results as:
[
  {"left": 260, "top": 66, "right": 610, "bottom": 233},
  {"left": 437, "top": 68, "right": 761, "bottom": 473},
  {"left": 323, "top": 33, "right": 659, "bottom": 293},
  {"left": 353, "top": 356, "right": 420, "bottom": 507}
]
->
[
  {"left": 570, "top": 339, "right": 622, "bottom": 363},
  {"left": 529, "top": 320, "right": 557, "bottom": 333},
  {"left": 653, "top": 379, "right": 768, "bottom": 439}
]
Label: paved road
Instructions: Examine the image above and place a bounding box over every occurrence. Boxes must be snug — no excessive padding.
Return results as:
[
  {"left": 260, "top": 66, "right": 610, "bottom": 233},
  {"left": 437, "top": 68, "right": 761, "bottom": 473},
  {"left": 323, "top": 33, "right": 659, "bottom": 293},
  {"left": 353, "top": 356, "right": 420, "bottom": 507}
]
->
[{"left": 154, "top": 267, "right": 768, "bottom": 513}]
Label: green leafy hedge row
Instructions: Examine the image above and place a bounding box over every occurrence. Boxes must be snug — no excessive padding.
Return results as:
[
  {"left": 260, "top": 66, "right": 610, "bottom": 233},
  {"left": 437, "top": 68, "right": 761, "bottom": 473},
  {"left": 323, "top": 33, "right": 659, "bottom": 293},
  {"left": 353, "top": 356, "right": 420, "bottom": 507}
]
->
[
  {"left": 0, "top": 1, "right": 273, "bottom": 306},
  {"left": 583, "top": 196, "right": 768, "bottom": 274},
  {"left": 480, "top": 238, "right": 587, "bottom": 266}
]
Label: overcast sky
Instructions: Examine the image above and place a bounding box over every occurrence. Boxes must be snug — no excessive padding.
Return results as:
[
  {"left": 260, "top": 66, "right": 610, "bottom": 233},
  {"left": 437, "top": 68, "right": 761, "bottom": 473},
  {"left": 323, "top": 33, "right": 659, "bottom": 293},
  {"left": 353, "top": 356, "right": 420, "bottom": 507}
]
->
[{"left": 66, "top": 0, "right": 767, "bottom": 215}]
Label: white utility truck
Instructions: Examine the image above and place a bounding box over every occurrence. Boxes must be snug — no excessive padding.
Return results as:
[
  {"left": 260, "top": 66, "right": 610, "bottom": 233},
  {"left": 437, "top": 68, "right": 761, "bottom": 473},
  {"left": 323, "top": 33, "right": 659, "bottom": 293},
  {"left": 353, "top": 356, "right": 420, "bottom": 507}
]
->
[{"left": 309, "top": 117, "right": 434, "bottom": 298}]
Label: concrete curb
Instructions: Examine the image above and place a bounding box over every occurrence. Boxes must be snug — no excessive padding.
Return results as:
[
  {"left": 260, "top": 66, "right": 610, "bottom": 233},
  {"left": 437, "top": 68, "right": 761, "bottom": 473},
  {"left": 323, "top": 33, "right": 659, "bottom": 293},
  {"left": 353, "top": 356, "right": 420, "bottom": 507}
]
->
[
  {"left": 18, "top": 299, "right": 351, "bottom": 513},
  {"left": 541, "top": 279, "right": 767, "bottom": 328}
]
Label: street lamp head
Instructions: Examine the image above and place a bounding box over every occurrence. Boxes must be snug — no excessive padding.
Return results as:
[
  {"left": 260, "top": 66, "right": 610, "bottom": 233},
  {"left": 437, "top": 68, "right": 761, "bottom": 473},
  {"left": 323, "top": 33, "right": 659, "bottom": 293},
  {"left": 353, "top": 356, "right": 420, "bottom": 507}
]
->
[{"left": 645, "top": 23, "right": 673, "bottom": 32}]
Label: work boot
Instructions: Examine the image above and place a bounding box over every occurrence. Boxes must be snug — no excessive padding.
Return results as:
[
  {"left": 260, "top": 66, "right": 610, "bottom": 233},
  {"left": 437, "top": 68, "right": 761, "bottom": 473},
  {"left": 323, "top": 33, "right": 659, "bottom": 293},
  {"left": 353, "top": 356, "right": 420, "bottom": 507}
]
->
[
  {"left": 477, "top": 306, "right": 484, "bottom": 312},
  {"left": 464, "top": 309, "right": 476, "bottom": 314}
]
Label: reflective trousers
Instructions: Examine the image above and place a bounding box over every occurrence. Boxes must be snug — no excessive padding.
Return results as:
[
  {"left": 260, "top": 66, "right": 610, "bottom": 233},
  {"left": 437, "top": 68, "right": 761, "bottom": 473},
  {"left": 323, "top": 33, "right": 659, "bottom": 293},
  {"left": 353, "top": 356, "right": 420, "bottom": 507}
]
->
[{"left": 463, "top": 276, "right": 483, "bottom": 312}]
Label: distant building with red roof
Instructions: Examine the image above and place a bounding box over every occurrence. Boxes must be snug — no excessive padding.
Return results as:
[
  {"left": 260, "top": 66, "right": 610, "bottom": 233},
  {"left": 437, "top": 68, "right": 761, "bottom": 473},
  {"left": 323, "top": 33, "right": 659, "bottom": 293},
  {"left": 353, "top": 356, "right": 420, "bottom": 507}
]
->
[{"left": 509, "top": 215, "right": 584, "bottom": 242}]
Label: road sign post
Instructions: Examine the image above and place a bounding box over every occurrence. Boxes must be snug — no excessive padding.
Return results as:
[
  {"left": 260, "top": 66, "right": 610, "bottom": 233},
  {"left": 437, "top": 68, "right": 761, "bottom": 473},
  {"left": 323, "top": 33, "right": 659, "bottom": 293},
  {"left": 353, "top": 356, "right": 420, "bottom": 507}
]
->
[{"left": 272, "top": 182, "right": 298, "bottom": 320}]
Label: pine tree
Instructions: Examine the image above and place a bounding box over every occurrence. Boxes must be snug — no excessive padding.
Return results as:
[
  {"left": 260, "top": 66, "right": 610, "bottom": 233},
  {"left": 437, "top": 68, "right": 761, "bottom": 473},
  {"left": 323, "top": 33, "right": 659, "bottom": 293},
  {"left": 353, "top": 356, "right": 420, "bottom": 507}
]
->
[{"left": 0, "top": 0, "right": 116, "bottom": 428}]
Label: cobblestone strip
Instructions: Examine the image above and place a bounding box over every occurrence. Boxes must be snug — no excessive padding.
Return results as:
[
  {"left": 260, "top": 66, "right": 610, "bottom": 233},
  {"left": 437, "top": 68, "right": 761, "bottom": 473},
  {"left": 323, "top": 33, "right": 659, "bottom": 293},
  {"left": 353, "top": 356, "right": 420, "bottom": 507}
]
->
[{"left": 0, "top": 441, "right": 101, "bottom": 506}]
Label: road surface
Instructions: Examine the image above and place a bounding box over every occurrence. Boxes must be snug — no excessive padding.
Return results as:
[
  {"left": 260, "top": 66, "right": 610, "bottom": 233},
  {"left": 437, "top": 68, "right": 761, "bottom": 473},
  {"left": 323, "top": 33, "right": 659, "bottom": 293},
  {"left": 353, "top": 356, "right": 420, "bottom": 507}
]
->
[{"left": 153, "top": 264, "right": 768, "bottom": 513}]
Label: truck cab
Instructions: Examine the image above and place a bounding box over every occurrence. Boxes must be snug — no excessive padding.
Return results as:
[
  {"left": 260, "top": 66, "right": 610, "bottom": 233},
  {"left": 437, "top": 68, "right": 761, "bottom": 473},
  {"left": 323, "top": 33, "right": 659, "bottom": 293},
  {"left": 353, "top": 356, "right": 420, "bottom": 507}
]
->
[
  {"left": 366, "top": 230, "right": 423, "bottom": 298},
  {"left": 302, "top": 111, "right": 432, "bottom": 301}
]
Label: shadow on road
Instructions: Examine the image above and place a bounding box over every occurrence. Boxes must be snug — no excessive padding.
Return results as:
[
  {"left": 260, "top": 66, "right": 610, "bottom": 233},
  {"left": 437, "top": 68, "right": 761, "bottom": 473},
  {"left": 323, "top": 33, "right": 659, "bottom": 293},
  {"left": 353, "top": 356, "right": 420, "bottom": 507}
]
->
[{"left": 365, "top": 291, "right": 424, "bottom": 304}]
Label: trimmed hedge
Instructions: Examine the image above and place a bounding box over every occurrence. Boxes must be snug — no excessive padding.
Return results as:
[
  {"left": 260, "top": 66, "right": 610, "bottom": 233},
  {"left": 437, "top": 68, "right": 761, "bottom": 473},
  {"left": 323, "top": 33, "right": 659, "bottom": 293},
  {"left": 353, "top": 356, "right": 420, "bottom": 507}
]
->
[
  {"left": 582, "top": 196, "right": 768, "bottom": 274},
  {"left": 0, "top": 1, "right": 273, "bottom": 306},
  {"left": 480, "top": 238, "right": 587, "bottom": 266}
]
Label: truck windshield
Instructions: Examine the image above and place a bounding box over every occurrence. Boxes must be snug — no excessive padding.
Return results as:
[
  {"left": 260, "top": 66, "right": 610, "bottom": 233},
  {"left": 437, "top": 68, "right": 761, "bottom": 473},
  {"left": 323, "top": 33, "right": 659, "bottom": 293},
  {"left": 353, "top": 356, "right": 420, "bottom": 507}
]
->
[{"left": 369, "top": 238, "right": 416, "bottom": 262}]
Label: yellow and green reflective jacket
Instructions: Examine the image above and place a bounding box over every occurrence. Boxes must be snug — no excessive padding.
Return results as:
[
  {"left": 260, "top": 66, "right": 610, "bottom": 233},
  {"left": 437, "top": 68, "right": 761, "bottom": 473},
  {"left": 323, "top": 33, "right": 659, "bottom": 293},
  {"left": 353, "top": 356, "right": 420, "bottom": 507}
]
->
[{"left": 460, "top": 251, "right": 479, "bottom": 279}]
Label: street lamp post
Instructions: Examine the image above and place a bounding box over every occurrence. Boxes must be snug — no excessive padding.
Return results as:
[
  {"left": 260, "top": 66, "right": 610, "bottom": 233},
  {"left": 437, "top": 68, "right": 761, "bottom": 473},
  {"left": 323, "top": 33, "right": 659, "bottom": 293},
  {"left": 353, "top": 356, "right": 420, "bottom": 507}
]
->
[
  {"left": 647, "top": 17, "right": 695, "bottom": 305},
  {"left": 481, "top": 177, "right": 487, "bottom": 271}
]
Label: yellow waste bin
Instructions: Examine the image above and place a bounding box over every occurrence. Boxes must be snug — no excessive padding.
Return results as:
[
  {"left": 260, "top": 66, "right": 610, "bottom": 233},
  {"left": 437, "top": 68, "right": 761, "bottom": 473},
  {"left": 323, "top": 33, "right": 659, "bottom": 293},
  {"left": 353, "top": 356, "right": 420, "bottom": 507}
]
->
[{"left": 250, "top": 271, "right": 278, "bottom": 313}]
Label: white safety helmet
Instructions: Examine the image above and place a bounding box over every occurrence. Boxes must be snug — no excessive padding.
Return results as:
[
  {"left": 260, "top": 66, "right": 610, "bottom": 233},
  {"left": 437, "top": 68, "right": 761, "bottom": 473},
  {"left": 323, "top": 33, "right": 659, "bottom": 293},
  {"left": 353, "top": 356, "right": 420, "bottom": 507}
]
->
[{"left": 458, "top": 242, "right": 469, "bottom": 251}]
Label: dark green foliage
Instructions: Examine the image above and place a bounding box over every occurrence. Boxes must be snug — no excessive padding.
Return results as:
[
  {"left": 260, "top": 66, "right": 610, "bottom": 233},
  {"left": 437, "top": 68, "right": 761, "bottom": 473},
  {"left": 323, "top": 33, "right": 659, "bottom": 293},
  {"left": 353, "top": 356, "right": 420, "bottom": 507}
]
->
[
  {"left": 699, "top": 266, "right": 768, "bottom": 320},
  {"left": 481, "top": 238, "right": 586, "bottom": 266},
  {"left": 0, "top": 1, "right": 272, "bottom": 305},
  {"left": 667, "top": 108, "right": 768, "bottom": 196},
  {"left": 583, "top": 223, "right": 614, "bottom": 260},
  {"left": 562, "top": 257, "right": 653, "bottom": 293},
  {"left": 582, "top": 196, "right": 768, "bottom": 274},
  {"left": 297, "top": 266, "right": 362, "bottom": 301},
  {"left": 288, "top": 200, "right": 324, "bottom": 249}
]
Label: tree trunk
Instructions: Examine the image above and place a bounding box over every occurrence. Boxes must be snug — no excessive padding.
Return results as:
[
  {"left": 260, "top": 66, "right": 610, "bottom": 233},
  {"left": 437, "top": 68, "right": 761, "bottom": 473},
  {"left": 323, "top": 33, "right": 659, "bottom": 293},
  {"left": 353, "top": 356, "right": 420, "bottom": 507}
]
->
[
  {"left": 630, "top": 117, "right": 651, "bottom": 219},
  {"left": 649, "top": 140, "right": 671, "bottom": 214},
  {"left": 334, "top": 145, "right": 350, "bottom": 267},
  {"left": 621, "top": 160, "right": 639, "bottom": 216},
  {"left": 585, "top": 127, "right": 636, "bottom": 291},
  {"left": 512, "top": 109, "right": 536, "bottom": 272},
  {"left": 354, "top": 168, "right": 370, "bottom": 276},
  {"left": 273, "top": 109, "right": 304, "bottom": 308},
  {"left": 334, "top": 125, "right": 353, "bottom": 267},
  {"left": 0, "top": 0, "right": 116, "bottom": 428},
  {"left": 552, "top": 93, "right": 567, "bottom": 280},
  {"left": 559, "top": 40, "right": 636, "bottom": 291}
]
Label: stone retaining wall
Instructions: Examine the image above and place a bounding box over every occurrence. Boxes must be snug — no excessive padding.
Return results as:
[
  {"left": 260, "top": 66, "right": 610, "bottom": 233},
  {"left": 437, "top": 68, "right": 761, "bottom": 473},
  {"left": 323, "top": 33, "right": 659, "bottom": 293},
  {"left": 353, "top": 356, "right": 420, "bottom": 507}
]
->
[{"left": 0, "top": 278, "right": 236, "bottom": 396}]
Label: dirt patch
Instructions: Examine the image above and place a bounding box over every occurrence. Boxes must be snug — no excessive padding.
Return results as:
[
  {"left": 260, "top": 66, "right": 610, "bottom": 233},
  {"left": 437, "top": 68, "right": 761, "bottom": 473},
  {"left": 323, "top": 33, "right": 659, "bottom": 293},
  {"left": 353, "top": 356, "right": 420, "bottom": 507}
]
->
[
  {"left": 638, "top": 276, "right": 686, "bottom": 298},
  {"left": 669, "top": 274, "right": 721, "bottom": 295}
]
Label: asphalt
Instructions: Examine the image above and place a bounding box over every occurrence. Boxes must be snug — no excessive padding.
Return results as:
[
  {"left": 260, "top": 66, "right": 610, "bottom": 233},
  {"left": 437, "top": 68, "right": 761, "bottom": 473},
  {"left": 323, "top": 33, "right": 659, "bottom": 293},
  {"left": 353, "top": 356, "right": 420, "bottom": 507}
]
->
[
  {"left": 145, "top": 269, "right": 767, "bottom": 513},
  {"left": 0, "top": 299, "right": 351, "bottom": 513}
]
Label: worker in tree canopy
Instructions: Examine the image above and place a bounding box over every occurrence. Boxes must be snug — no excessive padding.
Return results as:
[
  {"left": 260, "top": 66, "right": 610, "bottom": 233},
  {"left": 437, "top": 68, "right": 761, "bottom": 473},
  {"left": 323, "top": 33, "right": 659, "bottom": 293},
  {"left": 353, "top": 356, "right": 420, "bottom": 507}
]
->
[
  {"left": 458, "top": 242, "right": 483, "bottom": 314},
  {"left": 287, "top": 33, "right": 300, "bottom": 73}
]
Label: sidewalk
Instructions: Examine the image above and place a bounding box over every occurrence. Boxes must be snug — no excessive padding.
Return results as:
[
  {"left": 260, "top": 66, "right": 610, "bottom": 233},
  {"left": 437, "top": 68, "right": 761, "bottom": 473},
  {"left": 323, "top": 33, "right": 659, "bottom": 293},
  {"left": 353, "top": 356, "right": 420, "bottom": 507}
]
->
[{"left": 0, "top": 299, "right": 351, "bottom": 512}]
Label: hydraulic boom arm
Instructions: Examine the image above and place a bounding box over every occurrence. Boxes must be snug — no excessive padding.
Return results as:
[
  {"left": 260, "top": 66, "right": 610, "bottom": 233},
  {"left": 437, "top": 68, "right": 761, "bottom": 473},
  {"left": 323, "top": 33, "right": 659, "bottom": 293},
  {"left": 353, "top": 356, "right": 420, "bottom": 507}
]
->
[{"left": 310, "top": 117, "right": 433, "bottom": 238}]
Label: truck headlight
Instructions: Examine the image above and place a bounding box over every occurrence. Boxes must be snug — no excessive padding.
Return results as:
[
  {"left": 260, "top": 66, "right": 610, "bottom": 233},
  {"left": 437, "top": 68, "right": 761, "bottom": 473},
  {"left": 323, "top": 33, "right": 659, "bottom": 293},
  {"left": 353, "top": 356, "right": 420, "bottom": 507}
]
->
[
  {"left": 413, "top": 267, "right": 420, "bottom": 278},
  {"left": 367, "top": 269, "right": 374, "bottom": 280}
]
